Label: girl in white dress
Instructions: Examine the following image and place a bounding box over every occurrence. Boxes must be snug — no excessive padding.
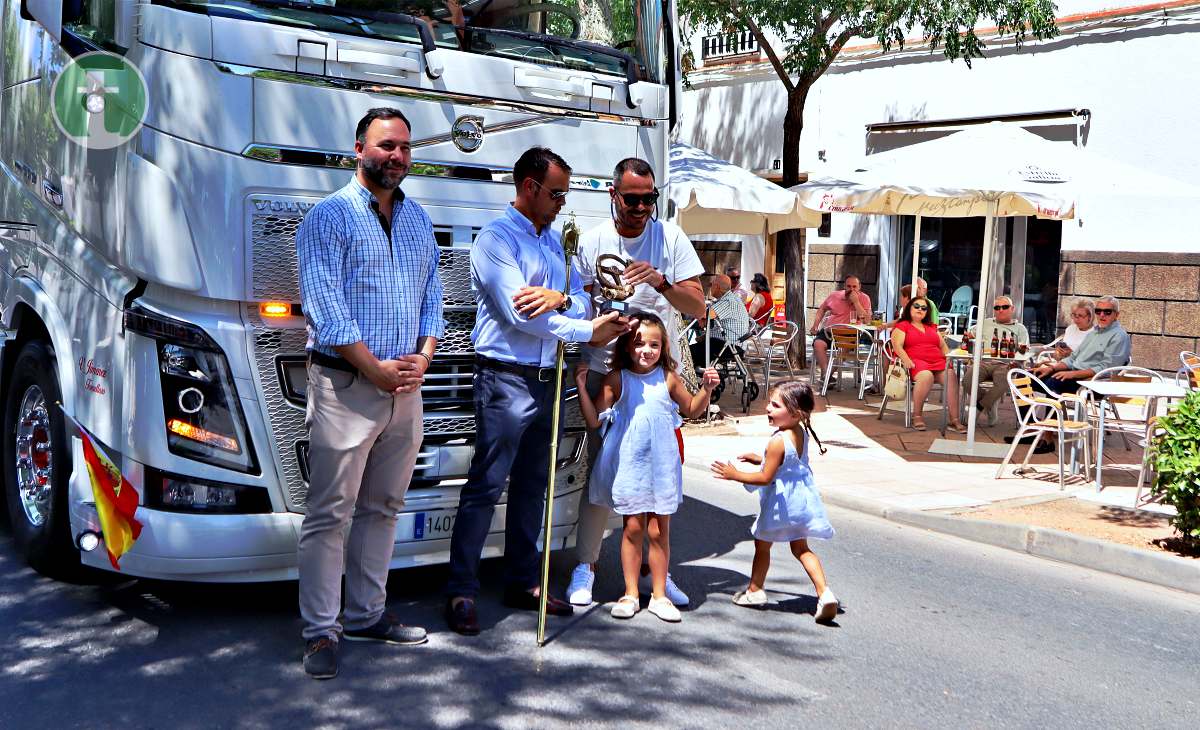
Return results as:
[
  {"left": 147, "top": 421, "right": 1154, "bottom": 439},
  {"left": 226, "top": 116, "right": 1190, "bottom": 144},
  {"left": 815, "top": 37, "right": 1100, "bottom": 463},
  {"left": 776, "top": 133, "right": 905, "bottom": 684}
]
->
[
  {"left": 711, "top": 382, "right": 840, "bottom": 623},
  {"left": 574, "top": 313, "right": 719, "bottom": 622}
]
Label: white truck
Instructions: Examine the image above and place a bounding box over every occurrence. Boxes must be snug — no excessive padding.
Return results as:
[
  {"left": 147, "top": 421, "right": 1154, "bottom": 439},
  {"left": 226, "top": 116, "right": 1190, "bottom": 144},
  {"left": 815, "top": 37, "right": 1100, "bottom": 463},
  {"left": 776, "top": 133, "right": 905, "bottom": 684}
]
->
[{"left": 0, "top": 0, "right": 680, "bottom": 579}]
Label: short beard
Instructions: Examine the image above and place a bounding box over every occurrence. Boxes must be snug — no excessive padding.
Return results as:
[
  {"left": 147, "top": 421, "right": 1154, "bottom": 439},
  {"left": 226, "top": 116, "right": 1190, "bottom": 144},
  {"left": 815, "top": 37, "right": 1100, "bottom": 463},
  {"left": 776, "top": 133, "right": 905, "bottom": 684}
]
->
[{"left": 360, "top": 157, "right": 407, "bottom": 189}]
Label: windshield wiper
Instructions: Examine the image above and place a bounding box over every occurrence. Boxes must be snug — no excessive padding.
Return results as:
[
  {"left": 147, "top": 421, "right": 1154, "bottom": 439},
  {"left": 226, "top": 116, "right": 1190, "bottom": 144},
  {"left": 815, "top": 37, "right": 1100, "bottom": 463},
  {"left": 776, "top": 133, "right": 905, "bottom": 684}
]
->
[
  {"left": 465, "top": 25, "right": 643, "bottom": 107},
  {"left": 239, "top": 0, "right": 445, "bottom": 78}
]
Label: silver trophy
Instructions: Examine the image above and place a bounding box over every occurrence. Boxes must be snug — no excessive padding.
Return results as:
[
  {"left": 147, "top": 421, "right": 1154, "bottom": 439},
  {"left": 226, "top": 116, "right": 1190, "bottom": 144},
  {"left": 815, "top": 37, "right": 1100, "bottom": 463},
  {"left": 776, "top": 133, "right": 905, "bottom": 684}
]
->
[{"left": 593, "top": 253, "right": 636, "bottom": 313}]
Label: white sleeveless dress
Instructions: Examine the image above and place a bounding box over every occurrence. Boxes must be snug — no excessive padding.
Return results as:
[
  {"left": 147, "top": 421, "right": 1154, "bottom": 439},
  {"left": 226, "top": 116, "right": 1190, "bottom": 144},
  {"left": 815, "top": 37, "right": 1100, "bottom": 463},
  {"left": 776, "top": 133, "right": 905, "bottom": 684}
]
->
[
  {"left": 747, "top": 431, "right": 835, "bottom": 542},
  {"left": 589, "top": 368, "right": 684, "bottom": 515}
]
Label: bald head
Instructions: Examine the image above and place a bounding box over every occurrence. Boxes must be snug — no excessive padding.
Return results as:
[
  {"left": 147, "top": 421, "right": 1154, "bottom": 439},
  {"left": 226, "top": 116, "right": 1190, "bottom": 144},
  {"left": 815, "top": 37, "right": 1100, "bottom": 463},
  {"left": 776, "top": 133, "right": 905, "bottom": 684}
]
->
[{"left": 711, "top": 274, "right": 731, "bottom": 297}]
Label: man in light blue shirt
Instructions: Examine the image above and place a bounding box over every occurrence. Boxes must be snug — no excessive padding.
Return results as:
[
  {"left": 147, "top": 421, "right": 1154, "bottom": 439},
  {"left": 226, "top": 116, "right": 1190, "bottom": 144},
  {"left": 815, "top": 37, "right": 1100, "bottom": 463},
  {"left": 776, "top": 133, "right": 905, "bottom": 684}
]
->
[
  {"left": 445, "top": 147, "right": 629, "bottom": 634},
  {"left": 1033, "top": 294, "right": 1131, "bottom": 394},
  {"left": 296, "top": 108, "right": 441, "bottom": 679}
]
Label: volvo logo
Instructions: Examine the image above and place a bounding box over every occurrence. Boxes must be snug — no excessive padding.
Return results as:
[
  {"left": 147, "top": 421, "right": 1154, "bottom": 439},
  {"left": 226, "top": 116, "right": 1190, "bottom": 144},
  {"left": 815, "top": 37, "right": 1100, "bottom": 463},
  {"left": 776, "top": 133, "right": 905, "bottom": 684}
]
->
[{"left": 451, "top": 115, "right": 485, "bottom": 153}]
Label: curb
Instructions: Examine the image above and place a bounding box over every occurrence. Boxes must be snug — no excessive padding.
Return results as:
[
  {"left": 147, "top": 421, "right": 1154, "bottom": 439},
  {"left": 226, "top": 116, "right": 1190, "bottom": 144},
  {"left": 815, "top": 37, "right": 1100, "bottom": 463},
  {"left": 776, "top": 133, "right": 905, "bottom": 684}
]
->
[{"left": 822, "top": 493, "right": 1200, "bottom": 596}]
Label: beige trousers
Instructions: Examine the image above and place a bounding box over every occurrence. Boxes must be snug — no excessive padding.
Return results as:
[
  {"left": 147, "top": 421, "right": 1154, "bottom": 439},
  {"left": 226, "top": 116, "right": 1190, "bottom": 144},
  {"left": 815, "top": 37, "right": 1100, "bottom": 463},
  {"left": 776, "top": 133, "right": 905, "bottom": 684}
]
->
[
  {"left": 963, "top": 360, "right": 1013, "bottom": 411},
  {"left": 298, "top": 363, "right": 422, "bottom": 640}
]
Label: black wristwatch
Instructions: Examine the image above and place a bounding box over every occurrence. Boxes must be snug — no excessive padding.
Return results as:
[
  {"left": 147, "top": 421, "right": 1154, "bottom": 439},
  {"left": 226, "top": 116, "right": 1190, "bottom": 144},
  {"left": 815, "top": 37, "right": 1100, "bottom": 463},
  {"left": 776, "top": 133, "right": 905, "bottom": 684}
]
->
[
  {"left": 654, "top": 275, "right": 672, "bottom": 293},
  {"left": 555, "top": 297, "right": 570, "bottom": 314}
]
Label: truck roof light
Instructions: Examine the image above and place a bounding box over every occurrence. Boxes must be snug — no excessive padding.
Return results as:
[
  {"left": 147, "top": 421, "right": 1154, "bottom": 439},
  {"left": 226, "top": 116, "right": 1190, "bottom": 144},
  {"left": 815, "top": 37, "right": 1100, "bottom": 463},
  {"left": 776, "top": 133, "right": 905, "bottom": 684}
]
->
[{"left": 167, "top": 418, "right": 239, "bottom": 453}]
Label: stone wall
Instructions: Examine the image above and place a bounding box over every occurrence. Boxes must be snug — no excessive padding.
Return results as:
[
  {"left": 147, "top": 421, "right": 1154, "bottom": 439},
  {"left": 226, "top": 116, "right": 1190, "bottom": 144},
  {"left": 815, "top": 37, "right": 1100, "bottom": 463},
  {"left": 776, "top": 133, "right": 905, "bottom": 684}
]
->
[
  {"left": 805, "top": 243, "right": 881, "bottom": 325},
  {"left": 1057, "top": 251, "right": 1200, "bottom": 372}
]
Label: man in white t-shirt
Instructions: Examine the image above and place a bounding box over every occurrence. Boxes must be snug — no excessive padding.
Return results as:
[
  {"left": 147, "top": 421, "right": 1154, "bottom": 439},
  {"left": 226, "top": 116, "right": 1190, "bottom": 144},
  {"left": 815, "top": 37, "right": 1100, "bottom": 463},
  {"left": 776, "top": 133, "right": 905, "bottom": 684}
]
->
[{"left": 567, "top": 157, "right": 706, "bottom": 608}]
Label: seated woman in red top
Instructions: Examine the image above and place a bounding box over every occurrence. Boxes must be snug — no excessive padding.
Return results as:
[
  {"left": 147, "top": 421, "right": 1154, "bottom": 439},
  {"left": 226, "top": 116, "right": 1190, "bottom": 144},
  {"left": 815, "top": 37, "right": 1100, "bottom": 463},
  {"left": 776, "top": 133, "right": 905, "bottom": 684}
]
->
[
  {"left": 891, "top": 297, "right": 967, "bottom": 433},
  {"left": 747, "top": 273, "right": 774, "bottom": 326}
]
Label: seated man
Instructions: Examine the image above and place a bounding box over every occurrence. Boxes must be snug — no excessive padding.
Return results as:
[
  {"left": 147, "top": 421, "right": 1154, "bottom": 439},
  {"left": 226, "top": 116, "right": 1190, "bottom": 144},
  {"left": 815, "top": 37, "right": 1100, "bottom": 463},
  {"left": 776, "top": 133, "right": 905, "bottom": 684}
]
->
[
  {"left": 690, "top": 274, "right": 751, "bottom": 368},
  {"left": 810, "top": 274, "right": 873, "bottom": 377},
  {"left": 963, "top": 295, "right": 1030, "bottom": 426}
]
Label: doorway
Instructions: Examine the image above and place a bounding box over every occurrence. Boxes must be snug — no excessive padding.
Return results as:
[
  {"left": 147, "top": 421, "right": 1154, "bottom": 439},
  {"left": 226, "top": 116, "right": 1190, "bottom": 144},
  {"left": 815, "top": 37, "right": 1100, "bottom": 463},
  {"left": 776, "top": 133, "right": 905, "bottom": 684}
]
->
[{"left": 895, "top": 215, "right": 1061, "bottom": 339}]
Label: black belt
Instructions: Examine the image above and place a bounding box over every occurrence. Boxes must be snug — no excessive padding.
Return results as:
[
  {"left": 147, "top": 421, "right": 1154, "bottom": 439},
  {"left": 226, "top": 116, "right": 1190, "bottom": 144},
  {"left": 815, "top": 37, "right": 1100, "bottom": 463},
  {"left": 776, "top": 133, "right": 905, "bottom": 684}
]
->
[
  {"left": 474, "top": 355, "right": 557, "bottom": 382},
  {"left": 308, "top": 350, "right": 357, "bottom": 374}
]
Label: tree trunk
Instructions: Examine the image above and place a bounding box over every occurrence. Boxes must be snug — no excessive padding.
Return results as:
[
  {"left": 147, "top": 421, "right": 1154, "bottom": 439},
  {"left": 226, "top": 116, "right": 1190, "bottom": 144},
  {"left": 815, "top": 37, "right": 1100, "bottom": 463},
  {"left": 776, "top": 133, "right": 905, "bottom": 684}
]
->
[
  {"left": 780, "top": 85, "right": 809, "bottom": 365},
  {"left": 578, "top": 0, "right": 614, "bottom": 45}
]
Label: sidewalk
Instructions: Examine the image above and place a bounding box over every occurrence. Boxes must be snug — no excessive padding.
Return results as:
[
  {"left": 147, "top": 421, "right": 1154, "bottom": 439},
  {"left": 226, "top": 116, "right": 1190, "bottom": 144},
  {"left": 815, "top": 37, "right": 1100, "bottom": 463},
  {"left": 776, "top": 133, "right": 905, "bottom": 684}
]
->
[{"left": 682, "top": 371, "right": 1200, "bottom": 595}]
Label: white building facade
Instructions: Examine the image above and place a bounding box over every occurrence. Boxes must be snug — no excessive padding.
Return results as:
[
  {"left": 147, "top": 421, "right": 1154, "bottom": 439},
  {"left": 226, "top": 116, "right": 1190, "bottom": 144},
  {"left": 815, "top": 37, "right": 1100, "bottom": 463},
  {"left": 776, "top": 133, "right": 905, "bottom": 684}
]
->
[{"left": 680, "top": 1, "right": 1200, "bottom": 370}]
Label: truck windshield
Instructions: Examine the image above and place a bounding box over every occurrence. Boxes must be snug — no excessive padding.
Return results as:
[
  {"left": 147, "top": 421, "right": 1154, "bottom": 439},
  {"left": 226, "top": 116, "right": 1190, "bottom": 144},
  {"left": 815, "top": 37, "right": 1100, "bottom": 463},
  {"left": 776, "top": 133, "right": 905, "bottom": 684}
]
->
[{"left": 160, "top": 0, "right": 665, "bottom": 83}]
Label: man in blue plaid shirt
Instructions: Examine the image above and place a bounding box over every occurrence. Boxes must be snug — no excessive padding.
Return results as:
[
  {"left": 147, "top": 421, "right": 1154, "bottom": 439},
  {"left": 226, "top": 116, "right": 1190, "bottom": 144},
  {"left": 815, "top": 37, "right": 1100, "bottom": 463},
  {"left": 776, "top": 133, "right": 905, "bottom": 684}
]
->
[{"left": 295, "top": 107, "right": 443, "bottom": 679}]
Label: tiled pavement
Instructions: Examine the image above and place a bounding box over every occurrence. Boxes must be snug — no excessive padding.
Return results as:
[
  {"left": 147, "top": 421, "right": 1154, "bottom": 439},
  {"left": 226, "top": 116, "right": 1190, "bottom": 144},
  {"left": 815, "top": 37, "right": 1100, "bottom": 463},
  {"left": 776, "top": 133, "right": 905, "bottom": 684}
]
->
[{"left": 684, "top": 369, "right": 1175, "bottom": 516}]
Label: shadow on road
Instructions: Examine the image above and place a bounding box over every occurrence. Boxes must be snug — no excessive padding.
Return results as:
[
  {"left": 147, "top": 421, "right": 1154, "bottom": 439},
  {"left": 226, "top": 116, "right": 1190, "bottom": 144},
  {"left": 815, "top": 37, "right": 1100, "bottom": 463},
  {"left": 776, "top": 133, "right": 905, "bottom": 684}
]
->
[{"left": 0, "top": 494, "right": 842, "bottom": 728}]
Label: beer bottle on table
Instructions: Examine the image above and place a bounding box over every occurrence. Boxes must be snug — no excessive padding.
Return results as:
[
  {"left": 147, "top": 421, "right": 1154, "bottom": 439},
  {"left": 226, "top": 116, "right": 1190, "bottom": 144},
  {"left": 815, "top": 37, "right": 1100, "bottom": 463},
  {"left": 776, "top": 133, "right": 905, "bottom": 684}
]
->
[{"left": 990, "top": 330, "right": 999, "bottom": 357}]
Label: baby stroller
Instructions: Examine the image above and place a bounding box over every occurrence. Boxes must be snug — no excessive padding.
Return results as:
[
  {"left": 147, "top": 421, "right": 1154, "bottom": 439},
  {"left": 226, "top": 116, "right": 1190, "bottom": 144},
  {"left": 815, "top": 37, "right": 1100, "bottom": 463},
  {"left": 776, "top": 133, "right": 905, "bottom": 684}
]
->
[{"left": 680, "top": 316, "right": 760, "bottom": 413}]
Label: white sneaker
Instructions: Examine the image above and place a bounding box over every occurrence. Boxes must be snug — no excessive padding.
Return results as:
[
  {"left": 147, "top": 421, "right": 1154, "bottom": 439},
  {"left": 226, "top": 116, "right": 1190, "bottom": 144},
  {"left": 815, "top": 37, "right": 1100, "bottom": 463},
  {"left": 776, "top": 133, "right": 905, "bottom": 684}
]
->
[
  {"left": 610, "top": 596, "right": 639, "bottom": 619},
  {"left": 732, "top": 589, "right": 767, "bottom": 607},
  {"left": 815, "top": 589, "right": 839, "bottom": 623},
  {"left": 567, "top": 563, "right": 595, "bottom": 606},
  {"left": 638, "top": 572, "right": 690, "bottom": 606},
  {"left": 647, "top": 596, "right": 682, "bottom": 623},
  {"left": 987, "top": 401, "right": 1000, "bottom": 427}
]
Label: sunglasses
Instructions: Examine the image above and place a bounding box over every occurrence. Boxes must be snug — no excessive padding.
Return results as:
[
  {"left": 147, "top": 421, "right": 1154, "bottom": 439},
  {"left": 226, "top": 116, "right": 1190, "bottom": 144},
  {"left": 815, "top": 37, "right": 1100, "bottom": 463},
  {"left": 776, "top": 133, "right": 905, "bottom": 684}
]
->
[
  {"left": 617, "top": 191, "right": 659, "bottom": 207},
  {"left": 911, "top": 304, "right": 928, "bottom": 311},
  {"left": 1094, "top": 308, "right": 1115, "bottom": 315},
  {"left": 993, "top": 304, "right": 1011, "bottom": 311},
  {"left": 531, "top": 179, "right": 569, "bottom": 201}
]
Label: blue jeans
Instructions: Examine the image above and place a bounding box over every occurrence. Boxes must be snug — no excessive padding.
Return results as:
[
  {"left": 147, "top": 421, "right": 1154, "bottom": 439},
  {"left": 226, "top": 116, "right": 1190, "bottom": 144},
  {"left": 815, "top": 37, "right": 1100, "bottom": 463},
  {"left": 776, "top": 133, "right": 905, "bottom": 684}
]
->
[{"left": 446, "top": 366, "right": 559, "bottom": 598}]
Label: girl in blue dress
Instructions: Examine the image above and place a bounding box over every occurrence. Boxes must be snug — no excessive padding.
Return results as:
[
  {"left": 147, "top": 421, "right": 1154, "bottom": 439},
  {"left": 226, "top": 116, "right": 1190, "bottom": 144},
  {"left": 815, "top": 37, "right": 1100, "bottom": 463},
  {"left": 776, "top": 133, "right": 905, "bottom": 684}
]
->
[
  {"left": 575, "top": 313, "right": 719, "bottom": 623},
  {"left": 711, "top": 382, "right": 840, "bottom": 622}
]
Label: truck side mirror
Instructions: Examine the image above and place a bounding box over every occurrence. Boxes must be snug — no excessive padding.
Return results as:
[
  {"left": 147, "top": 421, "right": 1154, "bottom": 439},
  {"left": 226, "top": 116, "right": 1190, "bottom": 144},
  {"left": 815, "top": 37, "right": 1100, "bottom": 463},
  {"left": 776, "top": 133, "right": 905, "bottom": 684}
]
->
[{"left": 20, "top": 0, "right": 63, "bottom": 41}]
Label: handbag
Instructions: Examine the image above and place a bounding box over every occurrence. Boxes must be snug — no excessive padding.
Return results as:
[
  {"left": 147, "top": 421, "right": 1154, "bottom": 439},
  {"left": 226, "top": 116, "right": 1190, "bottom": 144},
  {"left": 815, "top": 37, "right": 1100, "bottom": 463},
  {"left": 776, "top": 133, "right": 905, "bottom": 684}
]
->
[{"left": 884, "top": 363, "right": 908, "bottom": 400}]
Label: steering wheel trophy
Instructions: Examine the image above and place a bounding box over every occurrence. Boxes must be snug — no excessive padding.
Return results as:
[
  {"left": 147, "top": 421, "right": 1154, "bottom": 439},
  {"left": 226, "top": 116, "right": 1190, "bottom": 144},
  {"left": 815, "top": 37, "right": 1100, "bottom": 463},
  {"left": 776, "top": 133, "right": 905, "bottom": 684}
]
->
[{"left": 593, "top": 253, "right": 635, "bottom": 313}]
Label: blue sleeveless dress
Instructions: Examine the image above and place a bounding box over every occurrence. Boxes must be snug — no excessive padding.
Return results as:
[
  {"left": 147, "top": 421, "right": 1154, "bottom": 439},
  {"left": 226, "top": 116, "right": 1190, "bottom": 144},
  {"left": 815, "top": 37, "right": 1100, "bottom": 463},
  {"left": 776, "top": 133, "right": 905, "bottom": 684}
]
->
[
  {"left": 590, "top": 368, "right": 684, "bottom": 515},
  {"left": 747, "top": 431, "right": 835, "bottom": 542}
]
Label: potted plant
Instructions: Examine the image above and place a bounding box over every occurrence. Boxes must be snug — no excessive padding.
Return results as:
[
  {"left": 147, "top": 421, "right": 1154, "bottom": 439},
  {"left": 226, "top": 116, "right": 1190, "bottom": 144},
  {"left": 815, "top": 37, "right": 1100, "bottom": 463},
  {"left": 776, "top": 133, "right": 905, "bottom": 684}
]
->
[{"left": 1150, "top": 389, "right": 1200, "bottom": 548}]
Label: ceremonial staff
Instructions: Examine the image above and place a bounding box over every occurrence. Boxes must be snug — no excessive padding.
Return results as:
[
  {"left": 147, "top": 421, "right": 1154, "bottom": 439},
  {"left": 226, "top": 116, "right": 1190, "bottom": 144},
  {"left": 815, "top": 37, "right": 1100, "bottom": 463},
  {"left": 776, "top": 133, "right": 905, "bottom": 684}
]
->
[{"left": 537, "top": 212, "right": 580, "bottom": 646}]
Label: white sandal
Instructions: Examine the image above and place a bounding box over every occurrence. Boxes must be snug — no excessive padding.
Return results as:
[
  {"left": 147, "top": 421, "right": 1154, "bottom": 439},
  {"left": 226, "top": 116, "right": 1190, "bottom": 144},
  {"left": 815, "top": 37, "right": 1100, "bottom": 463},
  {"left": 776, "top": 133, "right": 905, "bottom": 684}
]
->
[
  {"left": 647, "top": 596, "right": 682, "bottom": 622},
  {"left": 610, "top": 595, "right": 639, "bottom": 619}
]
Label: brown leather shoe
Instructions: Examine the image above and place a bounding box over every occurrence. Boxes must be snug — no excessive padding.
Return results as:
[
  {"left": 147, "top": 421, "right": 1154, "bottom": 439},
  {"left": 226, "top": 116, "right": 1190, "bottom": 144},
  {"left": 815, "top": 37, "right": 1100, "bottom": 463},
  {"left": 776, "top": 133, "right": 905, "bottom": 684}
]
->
[
  {"left": 502, "top": 586, "right": 574, "bottom": 616},
  {"left": 445, "top": 597, "right": 480, "bottom": 636}
]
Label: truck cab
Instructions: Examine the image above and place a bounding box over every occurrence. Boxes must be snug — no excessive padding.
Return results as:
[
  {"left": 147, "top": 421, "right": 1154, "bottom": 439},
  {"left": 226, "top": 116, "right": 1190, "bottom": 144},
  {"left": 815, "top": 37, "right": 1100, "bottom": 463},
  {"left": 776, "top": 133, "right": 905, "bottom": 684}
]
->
[{"left": 0, "top": 0, "right": 678, "bottom": 579}]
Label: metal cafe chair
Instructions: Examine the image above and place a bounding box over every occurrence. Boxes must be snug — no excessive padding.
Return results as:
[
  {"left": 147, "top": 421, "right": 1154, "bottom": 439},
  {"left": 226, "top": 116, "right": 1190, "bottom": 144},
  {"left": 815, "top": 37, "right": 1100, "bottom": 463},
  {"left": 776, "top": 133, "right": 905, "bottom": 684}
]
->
[
  {"left": 745, "top": 319, "right": 799, "bottom": 395},
  {"left": 819, "top": 324, "right": 872, "bottom": 397},
  {"left": 1135, "top": 416, "right": 1166, "bottom": 508},
  {"left": 1178, "top": 350, "right": 1200, "bottom": 390},
  {"left": 997, "top": 368, "right": 1093, "bottom": 491},
  {"left": 1085, "top": 366, "right": 1163, "bottom": 452}
]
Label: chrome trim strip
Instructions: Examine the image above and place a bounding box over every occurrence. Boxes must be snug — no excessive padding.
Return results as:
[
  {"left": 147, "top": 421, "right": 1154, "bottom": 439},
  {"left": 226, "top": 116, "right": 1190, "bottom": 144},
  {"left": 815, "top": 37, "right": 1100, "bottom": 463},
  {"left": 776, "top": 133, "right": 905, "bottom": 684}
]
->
[
  {"left": 241, "top": 144, "right": 613, "bottom": 189},
  {"left": 412, "top": 114, "right": 555, "bottom": 149},
  {"left": 214, "top": 61, "right": 655, "bottom": 126}
]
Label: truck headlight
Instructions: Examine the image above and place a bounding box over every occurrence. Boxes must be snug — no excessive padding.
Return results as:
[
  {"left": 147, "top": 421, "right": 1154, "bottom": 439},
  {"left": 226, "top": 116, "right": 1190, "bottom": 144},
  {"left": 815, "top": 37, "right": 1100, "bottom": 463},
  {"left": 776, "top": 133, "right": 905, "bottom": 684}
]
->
[{"left": 125, "top": 306, "right": 260, "bottom": 474}]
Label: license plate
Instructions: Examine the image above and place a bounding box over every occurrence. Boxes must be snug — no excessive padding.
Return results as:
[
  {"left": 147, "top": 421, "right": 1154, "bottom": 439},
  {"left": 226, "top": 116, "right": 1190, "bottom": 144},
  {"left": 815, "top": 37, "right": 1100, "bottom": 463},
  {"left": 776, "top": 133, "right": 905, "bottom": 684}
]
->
[{"left": 412, "top": 511, "right": 456, "bottom": 540}]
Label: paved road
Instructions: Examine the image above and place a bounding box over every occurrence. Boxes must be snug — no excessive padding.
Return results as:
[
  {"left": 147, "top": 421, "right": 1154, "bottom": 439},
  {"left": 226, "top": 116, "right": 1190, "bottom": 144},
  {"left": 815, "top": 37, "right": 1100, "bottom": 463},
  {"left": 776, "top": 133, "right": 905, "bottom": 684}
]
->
[{"left": 1, "top": 469, "right": 1197, "bottom": 729}]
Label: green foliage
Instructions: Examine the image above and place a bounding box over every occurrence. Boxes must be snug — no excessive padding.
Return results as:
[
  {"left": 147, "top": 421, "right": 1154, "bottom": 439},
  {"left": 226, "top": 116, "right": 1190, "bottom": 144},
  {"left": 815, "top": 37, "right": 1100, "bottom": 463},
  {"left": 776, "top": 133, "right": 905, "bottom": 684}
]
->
[
  {"left": 677, "top": 0, "right": 1059, "bottom": 83},
  {"left": 1150, "top": 389, "right": 1200, "bottom": 544}
]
